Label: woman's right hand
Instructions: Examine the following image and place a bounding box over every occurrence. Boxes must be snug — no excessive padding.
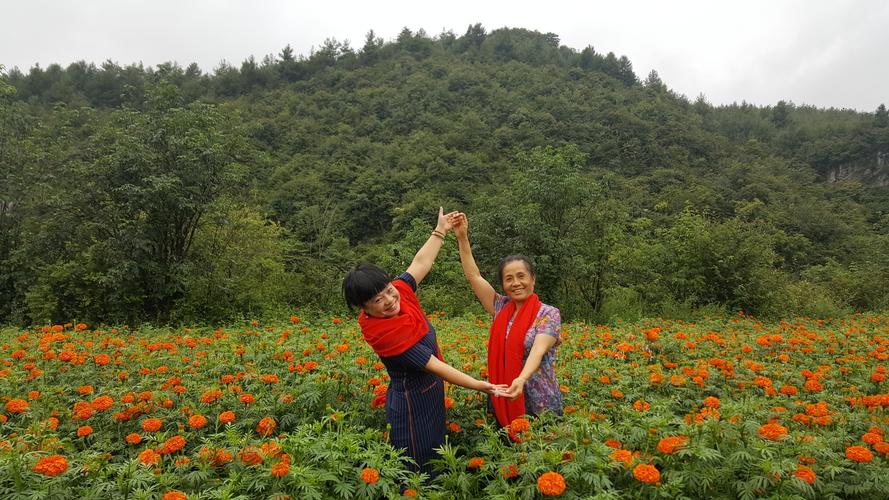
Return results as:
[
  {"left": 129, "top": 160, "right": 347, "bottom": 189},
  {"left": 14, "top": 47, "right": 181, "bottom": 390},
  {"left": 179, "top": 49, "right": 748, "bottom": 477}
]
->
[{"left": 452, "top": 213, "right": 469, "bottom": 240}]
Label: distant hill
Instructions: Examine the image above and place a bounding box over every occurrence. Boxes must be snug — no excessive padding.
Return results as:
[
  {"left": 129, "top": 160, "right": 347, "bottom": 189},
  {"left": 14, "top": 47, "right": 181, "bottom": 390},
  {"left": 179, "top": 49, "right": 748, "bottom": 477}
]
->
[{"left": 2, "top": 25, "right": 888, "bottom": 325}]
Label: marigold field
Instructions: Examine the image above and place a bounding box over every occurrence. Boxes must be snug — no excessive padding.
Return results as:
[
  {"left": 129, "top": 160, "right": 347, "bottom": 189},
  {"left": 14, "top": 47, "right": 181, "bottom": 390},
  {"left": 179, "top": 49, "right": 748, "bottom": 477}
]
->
[{"left": 2, "top": 313, "right": 889, "bottom": 499}]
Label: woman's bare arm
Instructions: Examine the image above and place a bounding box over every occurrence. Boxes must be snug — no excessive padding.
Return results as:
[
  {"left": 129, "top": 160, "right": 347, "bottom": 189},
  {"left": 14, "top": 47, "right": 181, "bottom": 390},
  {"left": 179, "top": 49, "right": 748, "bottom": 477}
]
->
[
  {"left": 406, "top": 207, "right": 456, "bottom": 285},
  {"left": 453, "top": 214, "right": 497, "bottom": 315}
]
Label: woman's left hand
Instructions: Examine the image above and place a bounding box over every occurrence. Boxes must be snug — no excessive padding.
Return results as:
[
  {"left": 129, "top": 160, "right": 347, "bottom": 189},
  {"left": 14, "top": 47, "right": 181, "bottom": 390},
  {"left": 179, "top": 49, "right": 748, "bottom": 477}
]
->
[{"left": 502, "top": 376, "right": 527, "bottom": 400}]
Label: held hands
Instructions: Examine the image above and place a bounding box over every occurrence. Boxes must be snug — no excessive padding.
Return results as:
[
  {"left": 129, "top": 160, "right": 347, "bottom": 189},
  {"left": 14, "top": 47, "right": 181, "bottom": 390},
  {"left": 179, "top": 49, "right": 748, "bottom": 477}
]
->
[
  {"left": 477, "top": 378, "right": 525, "bottom": 400},
  {"left": 435, "top": 207, "right": 459, "bottom": 235},
  {"left": 477, "top": 381, "right": 509, "bottom": 397},
  {"left": 500, "top": 376, "right": 527, "bottom": 400}
]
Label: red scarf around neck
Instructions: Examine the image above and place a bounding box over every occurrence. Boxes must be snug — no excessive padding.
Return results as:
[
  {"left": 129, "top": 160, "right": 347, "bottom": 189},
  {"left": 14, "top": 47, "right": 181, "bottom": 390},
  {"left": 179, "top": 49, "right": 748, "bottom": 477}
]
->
[
  {"left": 358, "top": 279, "right": 440, "bottom": 359},
  {"left": 488, "top": 293, "right": 542, "bottom": 428}
]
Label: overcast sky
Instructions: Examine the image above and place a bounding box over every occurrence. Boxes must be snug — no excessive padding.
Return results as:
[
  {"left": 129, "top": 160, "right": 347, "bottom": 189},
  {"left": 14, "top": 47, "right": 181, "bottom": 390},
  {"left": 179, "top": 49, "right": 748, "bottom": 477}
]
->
[{"left": 3, "top": 0, "right": 887, "bottom": 111}]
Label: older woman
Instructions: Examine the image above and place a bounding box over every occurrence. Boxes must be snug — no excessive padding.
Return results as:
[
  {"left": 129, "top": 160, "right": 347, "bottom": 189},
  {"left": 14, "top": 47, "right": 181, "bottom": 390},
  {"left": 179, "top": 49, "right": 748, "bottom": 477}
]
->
[
  {"left": 452, "top": 213, "right": 562, "bottom": 428},
  {"left": 342, "top": 208, "right": 504, "bottom": 477}
]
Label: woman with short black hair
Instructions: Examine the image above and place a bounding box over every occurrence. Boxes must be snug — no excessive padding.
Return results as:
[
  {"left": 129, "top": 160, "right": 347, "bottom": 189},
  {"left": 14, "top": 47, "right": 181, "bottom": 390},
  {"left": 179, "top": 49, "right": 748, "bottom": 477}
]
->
[{"left": 343, "top": 208, "right": 504, "bottom": 477}]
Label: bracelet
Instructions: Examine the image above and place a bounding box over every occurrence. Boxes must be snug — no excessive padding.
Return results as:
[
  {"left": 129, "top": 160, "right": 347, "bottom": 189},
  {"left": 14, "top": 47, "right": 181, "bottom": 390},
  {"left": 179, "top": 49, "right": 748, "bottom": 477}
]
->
[{"left": 431, "top": 230, "right": 445, "bottom": 240}]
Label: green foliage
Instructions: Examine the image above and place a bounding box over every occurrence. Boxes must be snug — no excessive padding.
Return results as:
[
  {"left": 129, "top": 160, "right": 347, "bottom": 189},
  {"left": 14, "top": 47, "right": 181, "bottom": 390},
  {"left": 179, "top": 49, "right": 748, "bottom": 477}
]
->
[{"left": 172, "top": 204, "right": 291, "bottom": 323}]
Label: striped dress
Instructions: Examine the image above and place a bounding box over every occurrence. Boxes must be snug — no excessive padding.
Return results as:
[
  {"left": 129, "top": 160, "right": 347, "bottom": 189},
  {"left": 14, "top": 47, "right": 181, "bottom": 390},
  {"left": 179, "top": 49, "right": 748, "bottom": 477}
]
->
[{"left": 379, "top": 272, "right": 445, "bottom": 477}]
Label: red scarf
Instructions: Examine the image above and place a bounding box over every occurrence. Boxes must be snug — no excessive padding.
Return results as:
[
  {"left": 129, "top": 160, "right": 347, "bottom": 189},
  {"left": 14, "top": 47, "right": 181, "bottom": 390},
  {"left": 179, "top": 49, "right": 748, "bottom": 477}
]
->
[
  {"left": 488, "top": 293, "right": 542, "bottom": 428},
  {"left": 358, "top": 280, "right": 440, "bottom": 359}
]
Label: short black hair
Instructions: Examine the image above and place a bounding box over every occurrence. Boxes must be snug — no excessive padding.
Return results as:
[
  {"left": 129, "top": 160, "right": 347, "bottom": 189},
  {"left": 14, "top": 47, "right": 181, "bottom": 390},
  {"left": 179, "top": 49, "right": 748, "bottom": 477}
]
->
[
  {"left": 343, "top": 263, "right": 391, "bottom": 310},
  {"left": 497, "top": 255, "right": 536, "bottom": 288}
]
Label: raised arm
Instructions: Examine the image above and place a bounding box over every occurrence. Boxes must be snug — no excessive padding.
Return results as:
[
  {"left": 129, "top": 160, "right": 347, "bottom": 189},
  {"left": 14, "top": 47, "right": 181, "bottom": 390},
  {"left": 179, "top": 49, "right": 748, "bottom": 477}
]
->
[
  {"left": 453, "top": 214, "right": 497, "bottom": 315},
  {"left": 406, "top": 207, "right": 455, "bottom": 286}
]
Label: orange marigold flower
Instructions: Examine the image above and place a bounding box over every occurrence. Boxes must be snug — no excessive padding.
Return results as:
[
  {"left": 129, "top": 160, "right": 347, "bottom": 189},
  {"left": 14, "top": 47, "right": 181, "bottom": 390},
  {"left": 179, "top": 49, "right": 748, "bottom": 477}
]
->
[
  {"left": 510, "top": 417, "right": 531, "bottom": 434},
  {"left": 846, "top": 445, "right": 873, "bottom": 463},
  {"left": 757, "top": 423, "right": 788, "bottom": 441},
  {"left": 703, "top": 396, "right": 720, "bottom": 408},
  {"left": 209, "top": 448, "right": 233, "bottom": 467},
  {"left": 91, "top": 395, "right": 114, "bottom": 411},
  {"left": 633, "top": 399, "right": 651, "bottom": 412},
  {"left": 5, "top": 399, "right": 29, "bottom": 414},
  {"left": 271, "top": 460, "right": 289, "bottom": 477},
  {"left": 126, "top": 433, "right": 142, "bottom": 444},
  {"left": 500, "top": 464, "right": 519, "bottom": 479},
  {"left": 219, "top": 410, "right": 236, "bottom": 424},
  {"left": 141, "top": 418, "right": 162, "bottom": 432},
  {"left": 260, "top": 441, "right": 282, "bottom": 459},
  {"left": 604, "top": 439, "right": 622, "bottom": 449},
  {"left": 633, "top": 463, "right": 661, "bottom": 484},
  {"left": 76, "top": 425, "right": 93, "bottom": 437},
  {"left": 862, "top": 432, "right": 883, "bottom": 445},
  {"left": 467, "top": 457, "right": 485, "bottom": 469},
  {"left": 779, "top": 385, "right": 798, "bottom": 396},
  {"left": 93, "top": 354, "right": 111, "bottom": 365},
  {"left": 536, "top": 471, "right": 566, "bottom": 496},
  {"left": 33, "top": 455, "right": 68, "bottom": 476},
  {"left": 161, "top": 491, "right": 187, "bottom": 500},
  {"left": 795, "top": 465, "right": 816, "bottom": 485},
  {"left": 240, "top": 393, "right": 255, "bottom": 405},
  {"left": 75, "top": 407, "right": 94, "bottom": 420},
  {"left": 360, "top": 467, "right": 380, "bottom": 484},
  {"left": 159, "top": 435, "right": 186, "bottom": 455},
  {"left": 200, "top": 388, "right": 223, "bottom": 404},
  {"left": 239, "top": 447, "right": 263, "bottom": 465},
  {"left": 611, "top": 449, "right": 634, "bottom": 466},
  {"left": 189, "top": 414, "right": 207, "bottom": 429},
  {"left": 804, "top": 379, "right": 823, "bottom": 393},
  {"left": 403, "top": 488, "right": 418, "bottom": 497},
  {"left": 138, "top": 448, "right": 160, "bottom": 465},
  {"left": 261, "top": 374, "right": 279, "bottom": 384},
  {"left": 256, "top": 417, "right": 277, "bottom": 437},
  {"left": 77, "top": 385, "right": 94, "bottom": 395},
  {"left": 657, "top": 435, "right": 689, "bottom": 454}
]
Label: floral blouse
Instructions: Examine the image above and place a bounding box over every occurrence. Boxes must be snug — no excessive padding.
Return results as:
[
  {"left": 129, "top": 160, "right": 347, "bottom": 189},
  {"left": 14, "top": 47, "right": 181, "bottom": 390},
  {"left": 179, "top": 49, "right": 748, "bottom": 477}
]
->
[{"left": 493, "top": 294, "right": 563, "bottom": 416}]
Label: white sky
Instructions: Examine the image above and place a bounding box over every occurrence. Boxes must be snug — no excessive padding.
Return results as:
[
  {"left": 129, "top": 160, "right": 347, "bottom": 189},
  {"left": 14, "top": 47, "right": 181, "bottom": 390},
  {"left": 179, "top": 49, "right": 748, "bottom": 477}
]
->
[{"left": 2, "top": 0, "right": 888, "bottom": 111}]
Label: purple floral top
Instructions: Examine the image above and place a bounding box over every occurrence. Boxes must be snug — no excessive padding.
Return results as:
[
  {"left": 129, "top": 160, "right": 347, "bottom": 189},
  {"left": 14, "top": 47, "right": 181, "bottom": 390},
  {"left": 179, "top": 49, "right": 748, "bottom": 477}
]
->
[{"left": 493, "top": 294, "right": 563, "bottom": 416}]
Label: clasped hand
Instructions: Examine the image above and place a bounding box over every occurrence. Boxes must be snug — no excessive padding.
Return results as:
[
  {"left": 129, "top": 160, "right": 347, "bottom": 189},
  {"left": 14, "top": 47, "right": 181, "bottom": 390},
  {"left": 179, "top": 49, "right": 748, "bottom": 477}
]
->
[{"left": 479, "top": 379, "right": 525, "bottom": 400}]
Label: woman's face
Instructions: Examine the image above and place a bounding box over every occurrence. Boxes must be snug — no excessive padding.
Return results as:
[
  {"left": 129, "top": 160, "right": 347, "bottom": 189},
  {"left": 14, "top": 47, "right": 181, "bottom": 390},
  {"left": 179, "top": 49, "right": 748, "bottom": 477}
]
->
[
  {"left": 363, "top": 282, "right": 401, "bottom": 318},
  {"left": 501, "top": 261, "right": 535, "bottom": 303}
]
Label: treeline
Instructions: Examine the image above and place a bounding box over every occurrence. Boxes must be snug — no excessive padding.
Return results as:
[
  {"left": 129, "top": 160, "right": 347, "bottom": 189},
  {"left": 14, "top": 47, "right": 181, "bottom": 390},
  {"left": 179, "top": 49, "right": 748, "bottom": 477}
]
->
[{"left": 1, "top": 25, "right": 888, "bottom": 325}]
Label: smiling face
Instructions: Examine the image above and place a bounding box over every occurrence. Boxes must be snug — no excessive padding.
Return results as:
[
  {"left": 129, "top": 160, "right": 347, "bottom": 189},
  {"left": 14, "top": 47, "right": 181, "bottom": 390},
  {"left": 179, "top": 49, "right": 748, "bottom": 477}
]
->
[
  {"left": 500, "top": 260, "right": 536, "bottom": 305},
  {"left": 363, "top": 282, "right": 401, "bottom": 318}
]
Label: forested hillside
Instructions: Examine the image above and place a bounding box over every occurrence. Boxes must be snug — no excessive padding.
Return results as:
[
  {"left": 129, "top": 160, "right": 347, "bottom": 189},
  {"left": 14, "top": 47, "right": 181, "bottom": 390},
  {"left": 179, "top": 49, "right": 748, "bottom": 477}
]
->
[{"left": 2, "top": 25, "right": 888, "bottom": 325}]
